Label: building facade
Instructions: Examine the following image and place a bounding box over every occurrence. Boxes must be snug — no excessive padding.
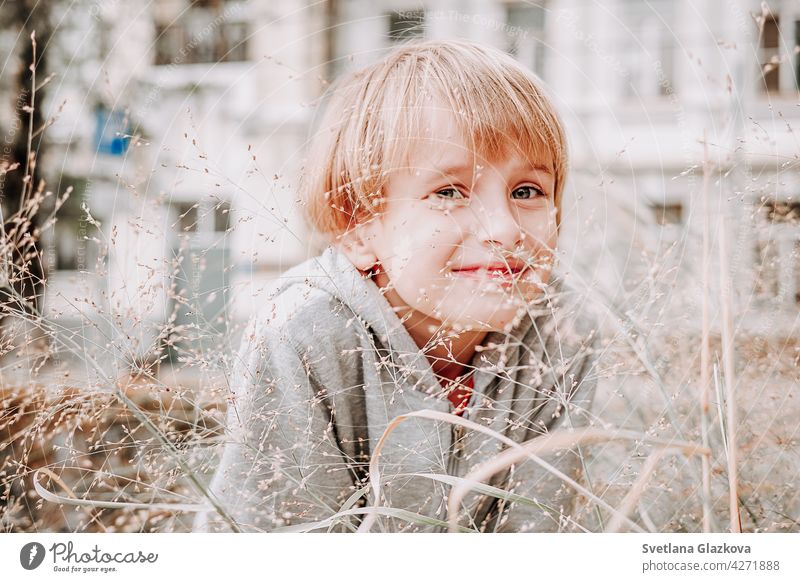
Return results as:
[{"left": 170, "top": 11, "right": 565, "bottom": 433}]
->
[{"left": 16, "top": 0, "right": 798, "bottom": 375}]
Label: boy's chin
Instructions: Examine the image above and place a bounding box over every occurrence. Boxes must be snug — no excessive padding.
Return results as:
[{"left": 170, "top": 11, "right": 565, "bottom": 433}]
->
[
  {"left": 437, "top": 306, "right": 531, "bottom": 334},
  {"left": 437, "top": 289, "right": 547, "bottom": 330}
]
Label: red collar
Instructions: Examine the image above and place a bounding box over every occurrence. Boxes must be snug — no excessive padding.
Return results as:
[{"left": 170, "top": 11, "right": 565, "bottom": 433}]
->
[{"left": 442, "top": 374, "right": 474, "bottom": 415}]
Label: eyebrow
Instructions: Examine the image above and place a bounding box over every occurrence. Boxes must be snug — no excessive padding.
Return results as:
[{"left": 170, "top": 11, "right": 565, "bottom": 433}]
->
[
  {"left": 427, "top": 162, "right": 554, "bottom": 179},
  {"left": 428, "top": 163, "right": 477, "bottom": 178},
  {"left": 527, "top": 163, "right": 554, "bottom": 174}
]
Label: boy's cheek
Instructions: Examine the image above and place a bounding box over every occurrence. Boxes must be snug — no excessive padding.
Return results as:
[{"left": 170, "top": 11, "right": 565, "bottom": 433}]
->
[{"left": 522, "top": 217, "right": 559, "bottom": 247}]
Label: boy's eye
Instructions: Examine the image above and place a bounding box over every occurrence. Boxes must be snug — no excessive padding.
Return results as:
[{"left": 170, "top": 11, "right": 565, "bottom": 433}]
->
[
  {"left": 511, "top": 185, "right": 546, "bottom": 200},
  {"left": 435, "top": 187, "right": 466, "bottom": 200}
]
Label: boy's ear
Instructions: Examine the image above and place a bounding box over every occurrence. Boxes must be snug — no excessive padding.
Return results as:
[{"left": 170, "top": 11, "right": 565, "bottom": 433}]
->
[{"left": 337, "top": 222, "right": 379, "bottom": 271}]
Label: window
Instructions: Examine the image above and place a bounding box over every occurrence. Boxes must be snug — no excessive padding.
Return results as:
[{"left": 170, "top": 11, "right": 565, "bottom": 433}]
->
[
  {"left": 171, "top": 199, "right": 231, "bottom": 237},
  {"left": 167, "top": 197, "right": 232, "bottom": 361},
  {"left": 753, "top": 198, "right": 800, "bottom": 307},
  {"left": 387, "top": 10, "right": 425, "bottom": 43},
  {"left": 154, "top": 1, "right": 248, "bottom": 65},
  {"left": 220, "top": 21, "right": 248, "bottom": 62},
  {"left": 648, "top": 201, "right": 683, "bottom": 251},
  {"left": 651, "top": 202, "right": 683, "bottom": 226},
  {"left": 174, "top": 202, "right": 199, "bottom": 234},
  {"left": 764, "top": 199, "right": 800, "bottom": 223},
  {"left": 213, "top": 200, "right": 231, "bottom": 232},
  {"left": 154, "top": 24, "right": 186, "bottom": 67},
  {"left": 754, "top": 237, "right": 780, "bottom": 299},
  {"left": 621, "top": 0, "right": 675, "bottom": 99},
  {"left": 795, "top": 240, "right": 800, "bottom": 305},
  {"left": 94, "top": 106, "right": 129, "bottom": 156},
  {"left": 505, "top": 2, "right": 547, "bottom": 77},
  {"left": 50, "top": 177, "right": 89, "bottom": 271},
  {"left": 796, "top": 21, "right": 800, "bottom": 91},
  {"left": 758, "top": 8, "right": 800, "bottom": 94},
  {"left": 761, "top": 15, "right": 782, "bottom": 92}
]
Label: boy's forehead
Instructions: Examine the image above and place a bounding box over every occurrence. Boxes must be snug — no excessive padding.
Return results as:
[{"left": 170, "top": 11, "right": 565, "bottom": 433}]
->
[
  {"left": 402, "top": 134, "right": 554, "bottom": 177},
  {"left": 399, "top": 105, "right": 555, "bottom": 175},
  {"left": 410, "top": 108, "right": 463, "bottom": 152}
]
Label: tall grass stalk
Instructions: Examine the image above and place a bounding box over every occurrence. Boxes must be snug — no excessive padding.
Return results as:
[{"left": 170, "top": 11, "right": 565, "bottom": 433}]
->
[
  {"left": 699, "top": 134, "right": 713, "bottom": 533},
  {"left": 444, "top": 425, "right": 709, "bottom": 533},
  {"left": 33, "top": 468, "right": 209, "bottom": 513},
  {"left": 718, "top": 213, "right": 741, "bottom": 532},
  {"left": 605, "top": 448, "right": 680, "bottom": 533},
  {"left": 355, "top": 409, "right": 660, "bottom": 533}
]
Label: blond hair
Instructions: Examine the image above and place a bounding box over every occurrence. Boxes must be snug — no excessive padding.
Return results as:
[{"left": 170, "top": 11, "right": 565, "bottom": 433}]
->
[{"left": 301, "top": 39, "right": 568, "bottom": 239}]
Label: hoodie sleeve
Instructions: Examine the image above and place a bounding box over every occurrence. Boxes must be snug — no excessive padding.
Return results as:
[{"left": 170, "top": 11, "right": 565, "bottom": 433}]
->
[{"left": 193, "top": 315, "right": 358, "bottom": 532}]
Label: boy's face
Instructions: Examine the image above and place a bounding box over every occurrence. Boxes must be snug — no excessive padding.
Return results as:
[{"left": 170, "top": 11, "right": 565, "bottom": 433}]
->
[{"left": 343, "top": 108, "right": 558, "bottom": 334}]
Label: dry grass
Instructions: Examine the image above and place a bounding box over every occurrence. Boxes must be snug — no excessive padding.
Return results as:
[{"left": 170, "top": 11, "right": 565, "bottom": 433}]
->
[
  {"left": 3, "top": 329, "right": 796, "bottom": 532},
  {"left": 577, "top": 331, "right": 800, "bottom": 532},
  {"left": 0, "top": 376, "right": 226, "bottom": 532}
]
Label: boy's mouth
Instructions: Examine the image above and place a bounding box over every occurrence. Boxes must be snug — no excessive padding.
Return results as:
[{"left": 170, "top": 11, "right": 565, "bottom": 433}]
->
[{"left": 450, "top": 262, "right": 528, "bottom": 285}]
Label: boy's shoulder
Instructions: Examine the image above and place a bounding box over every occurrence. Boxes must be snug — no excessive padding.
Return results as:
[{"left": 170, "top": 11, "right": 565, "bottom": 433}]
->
[
  {"left": 249, "top": 248, "right": 371, "bottom": 353},
  {"left": 253, "top": 278, "right": 353, "bottom": 348}
]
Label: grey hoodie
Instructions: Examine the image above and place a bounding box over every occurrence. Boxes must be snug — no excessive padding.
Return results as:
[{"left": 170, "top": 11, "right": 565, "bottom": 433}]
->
[{"left": 194, "top": 246, "right": 600, "bottom": 533}]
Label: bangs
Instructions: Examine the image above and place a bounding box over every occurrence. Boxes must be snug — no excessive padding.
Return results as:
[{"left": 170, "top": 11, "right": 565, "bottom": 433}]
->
[
  {"left": 450, "top": 94, "right": 561, "bottom": 176},
  {"left": 386, "top": 89, "right": 561, "bottom": 180}
]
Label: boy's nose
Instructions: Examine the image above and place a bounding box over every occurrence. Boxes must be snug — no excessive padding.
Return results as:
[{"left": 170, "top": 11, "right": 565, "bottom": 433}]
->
[{"left": 476, "top": 203, "right": 523, "bottom": 251}]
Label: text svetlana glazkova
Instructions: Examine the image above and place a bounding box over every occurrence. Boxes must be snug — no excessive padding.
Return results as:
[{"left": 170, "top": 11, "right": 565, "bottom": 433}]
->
[{"left": 642, "top": 543, "right": 751, "bottom": 555}]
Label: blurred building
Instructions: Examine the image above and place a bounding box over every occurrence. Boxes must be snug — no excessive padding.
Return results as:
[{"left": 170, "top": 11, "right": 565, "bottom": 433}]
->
[
  {"left": 15, "top": 0, "right": 799, "bottom": 374},
  {"left": 35, "top": 0, "right": 331, "bottom": 374}
]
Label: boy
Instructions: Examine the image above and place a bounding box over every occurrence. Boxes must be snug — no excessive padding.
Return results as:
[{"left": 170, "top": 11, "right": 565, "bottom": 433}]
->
[{"left": 195, "top": 39, "right": 599, "bottom": 533}]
